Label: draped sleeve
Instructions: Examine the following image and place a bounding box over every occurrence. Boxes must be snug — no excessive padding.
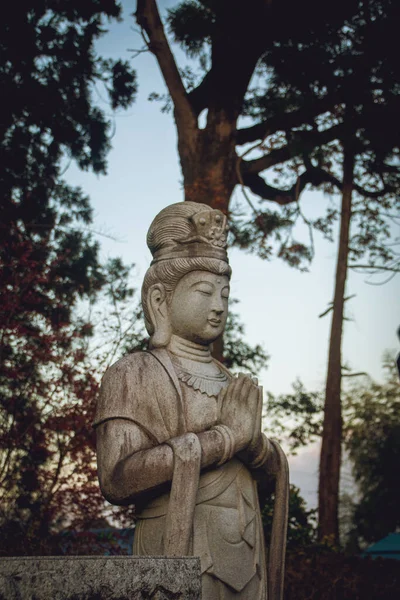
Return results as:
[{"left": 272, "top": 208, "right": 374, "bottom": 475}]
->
[{"left": 93, "top": 351, "right": 184, "bottom": 444}]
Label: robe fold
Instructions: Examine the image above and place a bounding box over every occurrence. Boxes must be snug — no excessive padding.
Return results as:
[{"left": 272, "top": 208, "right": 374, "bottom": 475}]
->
[{"left": 95, "top": 349, "right": 288, "bottom": 599}]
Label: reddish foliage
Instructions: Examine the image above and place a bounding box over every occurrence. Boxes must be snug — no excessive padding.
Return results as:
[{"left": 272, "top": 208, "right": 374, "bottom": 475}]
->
[{"left": 0, "top": 220, "right": 140, "bottom": 554}]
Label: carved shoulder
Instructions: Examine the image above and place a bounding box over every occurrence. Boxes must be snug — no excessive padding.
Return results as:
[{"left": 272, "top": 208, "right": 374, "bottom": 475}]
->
[{"left": 94, "top": 351, "right": 184, "bottom": 442}]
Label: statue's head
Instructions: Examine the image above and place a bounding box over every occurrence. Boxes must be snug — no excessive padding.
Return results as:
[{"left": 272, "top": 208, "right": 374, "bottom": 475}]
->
[{"left": 142, "top": 202, "right": 231, "bottom": 348}]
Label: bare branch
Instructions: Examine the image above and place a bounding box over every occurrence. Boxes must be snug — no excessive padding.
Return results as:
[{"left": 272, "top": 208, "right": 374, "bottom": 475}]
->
[
  {"left": 319, "top": 305, "right": 333, "bottom": 318},
  {"left": 342, "top": 371, "right": 368, "bottom": 378},
  {"left": 365, "top": 271, "right": 399, "bottom": 285},
  {"left": 349, "top": 264, "right": 400, "bottom": 272},
  {"left": 127, "top": 46, "right": 149, "bottom": 60}
]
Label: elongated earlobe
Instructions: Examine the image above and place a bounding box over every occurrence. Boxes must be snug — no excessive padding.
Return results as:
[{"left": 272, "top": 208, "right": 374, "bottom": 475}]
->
[{"left": 147, "top": 284, "right": 171, "bottom": 348}]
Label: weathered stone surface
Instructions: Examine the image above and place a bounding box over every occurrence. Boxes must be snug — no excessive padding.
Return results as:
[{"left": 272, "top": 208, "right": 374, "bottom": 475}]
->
[
  {"left": 94, "top": 202, "right": 290, "bottom": 599},
  {"left": 0, "top": 556, "right": 201, "bottom": 600}
]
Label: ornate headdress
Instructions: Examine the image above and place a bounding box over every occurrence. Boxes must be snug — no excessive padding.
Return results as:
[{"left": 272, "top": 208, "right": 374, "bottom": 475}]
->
[{"left": 147, "top": 202, "right": 229, "bottom": 265}]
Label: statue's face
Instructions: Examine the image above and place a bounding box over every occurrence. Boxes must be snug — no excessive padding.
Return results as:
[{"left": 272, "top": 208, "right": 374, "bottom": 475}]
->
[{"left": 169, "top": 270, "right": 229, "bottom": 345}]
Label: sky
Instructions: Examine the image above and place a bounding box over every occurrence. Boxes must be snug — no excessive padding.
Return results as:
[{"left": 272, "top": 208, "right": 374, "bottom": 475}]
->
[{"left": 65, "top": 1, "right": 399, "bottom": 508}]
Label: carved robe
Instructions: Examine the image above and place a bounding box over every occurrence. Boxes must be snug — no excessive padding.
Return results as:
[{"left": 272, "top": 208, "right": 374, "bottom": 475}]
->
[{"left": 95, "top": 350, "right": 288, "bottom": 599}]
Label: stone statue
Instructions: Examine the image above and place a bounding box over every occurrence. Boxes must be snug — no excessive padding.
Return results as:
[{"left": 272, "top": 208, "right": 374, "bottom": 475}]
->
[{"left": 94, "top": 202, "right": 289, "bottom": 600}]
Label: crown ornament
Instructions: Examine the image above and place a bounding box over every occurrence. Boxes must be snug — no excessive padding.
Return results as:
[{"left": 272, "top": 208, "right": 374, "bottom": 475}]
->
[{"left": 150, "top": 207, "right": 229, "bottom": 265}]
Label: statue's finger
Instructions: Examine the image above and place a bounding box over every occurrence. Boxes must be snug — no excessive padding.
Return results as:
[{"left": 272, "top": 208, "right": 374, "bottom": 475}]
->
[
  {"left": 238, "top": 376, "right": 253, "bottom": 403},
  {"left": 218, "top": 385, "right": 227, "bottom": 405},
  {"left": 227, "top": 374, "right": 248, "bottom": 403},
  {"left": 255, "top": 386, "right": 263, "bottom": 433}
]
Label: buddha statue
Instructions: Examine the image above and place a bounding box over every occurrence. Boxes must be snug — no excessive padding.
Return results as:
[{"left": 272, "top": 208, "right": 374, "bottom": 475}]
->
[{"left": 94, "top": 202, "right": 288, "bottom": 599}]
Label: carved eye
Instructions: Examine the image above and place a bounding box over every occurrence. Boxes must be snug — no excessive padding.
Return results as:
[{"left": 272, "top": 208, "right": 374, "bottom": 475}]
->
[{"left": 195, "top": 283, "right": 213, "bottom": 296}]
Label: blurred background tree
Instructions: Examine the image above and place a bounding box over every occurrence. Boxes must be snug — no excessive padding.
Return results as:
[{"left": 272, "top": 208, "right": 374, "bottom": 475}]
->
[
  {"left": 0, "top": 0, "right": 139, "bottom": 554},
  {"left": 266, "top": 356, "right": 400, "bottom": 549},
  {"left": 344, "top": 358, "right": 400, "bottom": 546},
  {"left": 261, "top": 484, "right": 317, "bottom": 551}
]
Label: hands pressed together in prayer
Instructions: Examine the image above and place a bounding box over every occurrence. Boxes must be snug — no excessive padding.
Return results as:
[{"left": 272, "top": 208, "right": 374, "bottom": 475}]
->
[{"left": 217, "top": 373, "right": 263, "bottom": 455}]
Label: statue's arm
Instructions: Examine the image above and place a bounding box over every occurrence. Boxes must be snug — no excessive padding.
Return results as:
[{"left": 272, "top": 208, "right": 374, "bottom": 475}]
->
[
  {"left": 96, "top": 419, "right": 225, "bottom": 506},
  {"left": 238, "top": 433, "right": 282, "bottom": 476}
]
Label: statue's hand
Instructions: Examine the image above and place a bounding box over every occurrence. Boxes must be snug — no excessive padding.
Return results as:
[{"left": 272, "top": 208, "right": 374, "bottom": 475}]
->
[{"left": 218, "top": 374, "right": 262, "bottom": 453}]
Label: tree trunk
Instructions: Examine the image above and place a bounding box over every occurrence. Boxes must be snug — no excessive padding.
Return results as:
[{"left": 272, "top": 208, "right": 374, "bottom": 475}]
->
[
  {"left": 318, "top": 146, "right": 354, "bottom": 545},
  {"left": 179, "top": 112, "right": 238, "bottom": 213},
  {"left": 179, "top": 114, "right": 238, "bottom": 362}
]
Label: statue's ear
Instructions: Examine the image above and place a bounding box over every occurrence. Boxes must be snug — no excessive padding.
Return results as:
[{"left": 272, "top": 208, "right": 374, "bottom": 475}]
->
[{"left": 147, "top": 283, "right": 171, "bottom": 348}]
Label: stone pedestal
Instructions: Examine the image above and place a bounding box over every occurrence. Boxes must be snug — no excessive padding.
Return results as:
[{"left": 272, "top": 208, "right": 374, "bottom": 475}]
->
[{"left": 0, "top": 556, "right": 201, "bottom": 600}]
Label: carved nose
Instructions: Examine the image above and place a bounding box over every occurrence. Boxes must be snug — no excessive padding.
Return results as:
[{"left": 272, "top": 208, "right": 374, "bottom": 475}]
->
[{"left": 211, "top": 294, "right": 225, "bottom": 314}]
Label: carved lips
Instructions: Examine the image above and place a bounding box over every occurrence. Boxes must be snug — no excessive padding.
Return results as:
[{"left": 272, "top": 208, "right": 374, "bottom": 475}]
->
[{"left": 208, "top": 318, "right": 222, "bottom": 327}]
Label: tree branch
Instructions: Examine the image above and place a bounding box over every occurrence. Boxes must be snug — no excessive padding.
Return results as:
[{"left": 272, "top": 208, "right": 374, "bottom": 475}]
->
[
  {"left": 187, "top": 71, "right": 213, "bottom": 117},
  {"left": 349, "top": 264, "right": 400, "bottom": 272},
  {"left": 136, "top": 0, "right": 197, "bottom": 137},
  {"left": 243, "top": 123, "right": 346, "bottom": 174},
  {"left": 241, "top": 161, "right": 394, "bottom": 206},
  {"left": 237, "top": 94, "right": 344, "bottom": 145},
  {"left": 241, "top": 167, "right": 332, "bottom": 205}
]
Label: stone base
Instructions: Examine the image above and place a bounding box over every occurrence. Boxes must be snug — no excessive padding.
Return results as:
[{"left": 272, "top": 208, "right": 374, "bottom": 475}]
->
[{"left": 0, "top": 556, "right": 201, "bottom": 600}]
